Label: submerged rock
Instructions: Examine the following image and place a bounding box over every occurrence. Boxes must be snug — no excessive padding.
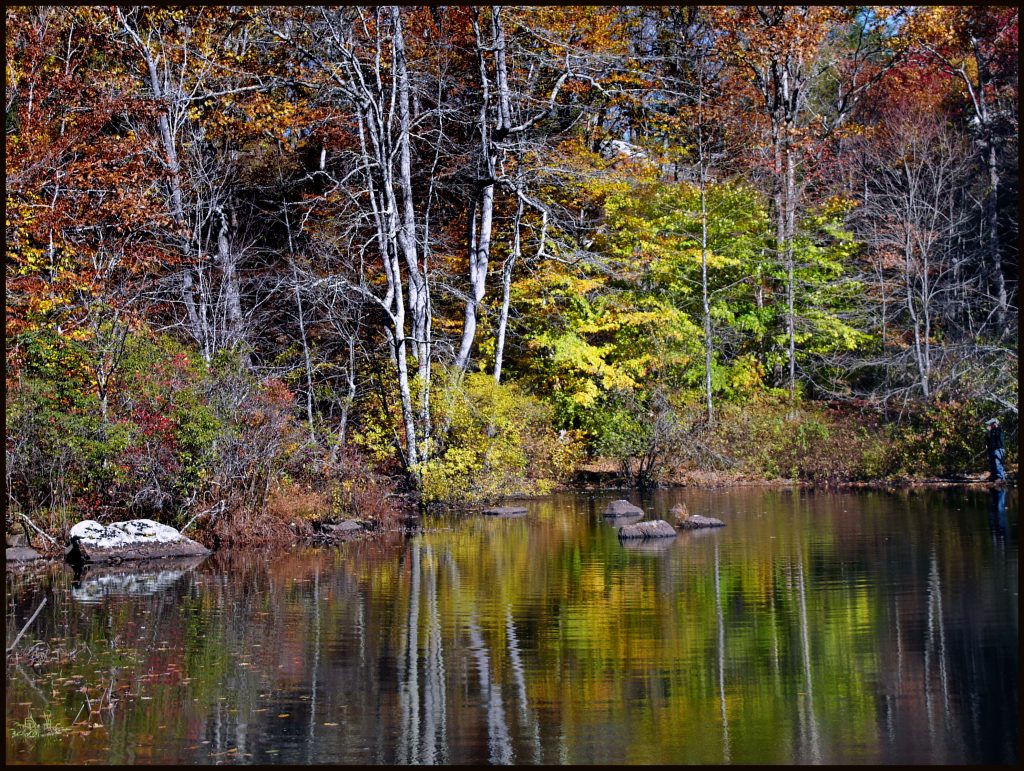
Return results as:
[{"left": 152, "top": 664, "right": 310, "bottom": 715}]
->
[
  {"left": 483, "top": 506, "right": 528, "bottom": 517},
  {"left": 677, "top": 514, "right": 726, "bottom": 530},
  {"left": 66, "top": 519, "right": 211, "bottom": 565},
  {"left": 617, "top": 519, "right": 676, "bottom": 539},
  {"left": 603, "top": 499, "right": 644, "bottom": 517},
  {"left": 6, "top": 546, "right": 43, "bottom": 563}
]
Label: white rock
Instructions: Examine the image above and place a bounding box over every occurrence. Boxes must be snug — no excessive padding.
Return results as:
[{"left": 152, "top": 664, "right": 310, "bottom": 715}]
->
[{"left": 70, "top": 519, "right": 186, "bottom": 547}]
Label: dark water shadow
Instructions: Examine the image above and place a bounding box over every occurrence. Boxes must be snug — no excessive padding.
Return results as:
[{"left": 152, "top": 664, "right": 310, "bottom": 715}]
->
[{"left": 619, "top": 537, "right": 677, "bottom": 554}]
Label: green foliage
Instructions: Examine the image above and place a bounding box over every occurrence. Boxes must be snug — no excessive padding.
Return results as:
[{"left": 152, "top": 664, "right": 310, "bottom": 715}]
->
[
  {"left": 8, "top": 711, "right": 73, "bottom": 739},
  {"left": 882, "top": 400, "right": 1011, "bottom": 478},
  {"left": 507, "top": 176, "right": 872, "bottom": 448},
  {"left": 707, "top": 395, "right": 1014, "bottom": 483},
  {"left": 6, "top": 325, "right": 312, "bottom": 534},
  {"left": 416, "top": 370, "right": 580, "bottom": 503},
  {"left": 593, "top": 388, "right": 691, "bottom": 489},
  {"left": 711, "top": 396, "right": 888, "bottom": 481}
]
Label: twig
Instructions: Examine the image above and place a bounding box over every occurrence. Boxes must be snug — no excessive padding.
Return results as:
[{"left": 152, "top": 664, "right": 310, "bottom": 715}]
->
[
  {"left": 180, "top": 500, "right": 225, "bottom": 534},
  {"left": 7, "top": 597, "right": 47, "bottom": 654},
  {"left": 18, "top": 513, "right": 59, "bottom": 547}
]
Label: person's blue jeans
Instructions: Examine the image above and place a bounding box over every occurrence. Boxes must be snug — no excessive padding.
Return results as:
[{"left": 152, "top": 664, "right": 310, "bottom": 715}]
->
[{"left": 989, "top": 448, "right": 1006, "bottom": 480}]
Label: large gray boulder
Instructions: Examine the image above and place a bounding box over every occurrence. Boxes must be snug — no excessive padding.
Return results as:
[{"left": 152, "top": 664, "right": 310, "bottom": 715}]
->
[
  {"left": 617, "top": 519, "right": 677, "bottom": 539},
  {"left": 66, "top": 519, "right": 211, "bottom": 564},
  {"left": 314, "top": 519, "right": 365, "bottom": 543},
  {"left": 603, "top": 499, "right": 644, "bottom": 517},
  {"left": 677, "top": 514, "right": 726, "bottom": 530},
  {"left": 323, "top": 519, "right": 363, "bottom": 534}
]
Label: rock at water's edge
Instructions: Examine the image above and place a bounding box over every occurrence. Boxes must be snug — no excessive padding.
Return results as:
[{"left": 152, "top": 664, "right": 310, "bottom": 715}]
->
[
  {"left": 604, "top": 499, "right": 644, "bottom": 517},
  {"left": 677, "top": 514, "right": 726, "bottom": 530},
  {"left": 67, "top": 519, "right": 210, "bottom": 564},
  {"left": 617, "top": 519, "right": 676, "bottom": 539},
  {"left": 483, "top": 506, "right": 528, "bottom": 517},
  {"left": 323, "top": 520, "right": 363, "bottom": 534},
  {"left": 6, "top": 546, "right": 43, "bottom": 563},
  {"left": 7, "top": 533, "right": 27, "bottom": 548}
]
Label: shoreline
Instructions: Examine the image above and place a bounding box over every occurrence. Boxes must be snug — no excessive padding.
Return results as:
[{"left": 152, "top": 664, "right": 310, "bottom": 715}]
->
[{"left": 8, "top": 475, "right": 1014, "bottom": 572}]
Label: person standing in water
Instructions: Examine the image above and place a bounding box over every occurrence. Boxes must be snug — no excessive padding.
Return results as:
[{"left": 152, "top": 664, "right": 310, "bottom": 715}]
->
[{"left": 985, "top": 418, "right": 1006, "bottom": 482}]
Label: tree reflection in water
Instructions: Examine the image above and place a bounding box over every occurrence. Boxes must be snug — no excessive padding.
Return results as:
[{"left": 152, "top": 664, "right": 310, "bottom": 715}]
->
[{"left": 5, "top": 488, "right": 1018, "bottom": 764}]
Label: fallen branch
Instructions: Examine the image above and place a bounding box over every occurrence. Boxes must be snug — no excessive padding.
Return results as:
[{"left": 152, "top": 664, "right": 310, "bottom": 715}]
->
[
  {"left": 7, "top": 597, "right": 47, "bottom": 654},
  {"left": 18, "top": 513, "right": 59, "bottom": 547},
  {"left": 180, "top": 500, "right": 226, "bottom": 534}
]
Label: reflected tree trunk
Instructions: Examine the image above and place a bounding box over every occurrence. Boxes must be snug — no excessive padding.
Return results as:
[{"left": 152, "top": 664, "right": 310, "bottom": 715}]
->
[
  {"left": 506, "top": 606, "right": 541, "bottom": 762},
  {"left": 468, "top": 616, "right": 513, "bottom": 764},
  {"left": 925, "top": 547, "right": 951, "bottom": 758},
  {"left": 307, "top": 565, "right": 320, "bottom": 763},
  {"left": 423, "top": 544, "right": 448, "bottom": 763},
  {"left": 795, "top": 539, "right": 821, "bottom": 763},
  {"left": 399, "top": 540, "right": 422, "bottom": 763},
  {"left": 714, "top": 542, "right": 730, "bottom": 762}
]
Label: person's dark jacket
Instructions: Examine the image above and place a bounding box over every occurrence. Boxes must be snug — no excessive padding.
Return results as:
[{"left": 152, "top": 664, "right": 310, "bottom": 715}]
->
[{"left": 986, "top": 425, "right": 1005, "bottom": 454}]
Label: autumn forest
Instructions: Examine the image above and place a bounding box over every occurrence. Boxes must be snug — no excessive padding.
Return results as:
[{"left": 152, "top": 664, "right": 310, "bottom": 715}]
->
[{"left": 5, "top": 6, "right": 1018, "bottom": 543}]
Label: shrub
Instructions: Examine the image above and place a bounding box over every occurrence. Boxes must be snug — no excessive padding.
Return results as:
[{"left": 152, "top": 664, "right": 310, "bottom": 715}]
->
[
  {"left": 882, "top": 399, "right": 1013, "bottom": 479},
  {"left": 6, "top": 326, "right": 315, "bottom": 538},
  {"left": 268, "top": 446, "right": 405, "bottom": 526},
  {"left": 594, "top": 388, "right": 690, "bottom": 489},
  {"left": 417, "top": 370, "right": 579, "bottom": 503},
  {"left": 711, "top": 396, "right": 888, "bottom": 482}
]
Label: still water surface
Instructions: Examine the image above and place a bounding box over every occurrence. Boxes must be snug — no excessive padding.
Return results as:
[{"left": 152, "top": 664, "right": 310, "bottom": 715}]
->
[{"left": 6, "top": 487, "right": 1018, "bottom": 764}]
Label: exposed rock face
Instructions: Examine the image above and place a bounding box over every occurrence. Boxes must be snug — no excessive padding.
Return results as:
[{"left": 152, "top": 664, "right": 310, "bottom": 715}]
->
[
  {"left": 6, "top": 546, "right": 43, "bottom": 563},
  {"left": 324, "top": 520, "right": 363, "bottom": 533},
  {"left": 677, "top": 514, "right": 726, "bottom": 530},
  {"left": 603, "top": 499, "right": 644, "bottom": 517},
  {"left": 483, "top": 506, "right": 528, "bottom": 517},
  {"left": 66, "top": 519, "right": 211, "bottom": 564},
  {"left": 321, "top": 520, "right": 364, "bottom": 538},
  {"left": 7, "top": 533, "right": 28, "bottom": 548},
  {"left": 617, "top": 519, "right": 677, "bottom": 539},
  {"left": 313, "top": 519, "right": 365, "bottom": 543}
]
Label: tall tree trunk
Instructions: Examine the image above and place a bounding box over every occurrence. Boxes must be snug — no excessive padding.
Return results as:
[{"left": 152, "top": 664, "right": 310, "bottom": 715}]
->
[
  {"left": 905, "top": 228, "right": 929, "bottom": 399},
  {"left": 278, "top": 150, "right": 316, "bottom": 443},
  {"left": 392, "top": 6, "right": 430, "bottom": 374},
  {"left": 215, "top": 203, "right": 243, "bottom": 348},
  {"left": 785, "top": 146, "right": 797, "bottom": 414},
  {"left": 494, "top": 194, "right": 523, "bottom": 384},
  {"left": 985, "top": 141, "right": 1007, "bottom": 334},
  {"left": 697, "top": 62, "right": 714, "bottom": 426},
  {"left": 456, "top": 11, "right": 498, "bottom": 372}
]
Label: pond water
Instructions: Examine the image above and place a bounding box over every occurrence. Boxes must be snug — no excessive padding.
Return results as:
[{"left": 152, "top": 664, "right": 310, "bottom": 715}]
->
[{"left": 6, "top": 487, "right": 1018, "bottom": 764}]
